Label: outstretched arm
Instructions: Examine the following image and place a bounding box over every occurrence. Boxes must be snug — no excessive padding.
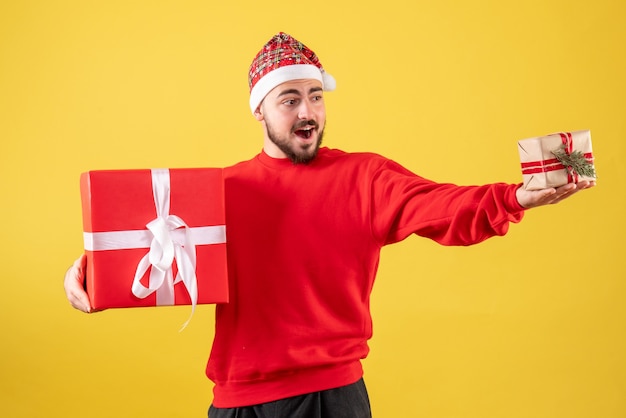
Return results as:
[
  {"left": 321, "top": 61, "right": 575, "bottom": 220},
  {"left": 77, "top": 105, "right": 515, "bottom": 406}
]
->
[
  {"left": 64, "top": 254, "right": 92, "bottom": 313},
  {"left": 516, "top": 180, "right": 595, "bottom": 209}
]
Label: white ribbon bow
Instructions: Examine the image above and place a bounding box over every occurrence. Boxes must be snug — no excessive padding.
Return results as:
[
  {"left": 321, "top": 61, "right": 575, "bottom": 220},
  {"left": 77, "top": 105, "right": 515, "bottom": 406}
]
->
[{"left": 130, "top": 169, "right": 198, "bottom": 330}]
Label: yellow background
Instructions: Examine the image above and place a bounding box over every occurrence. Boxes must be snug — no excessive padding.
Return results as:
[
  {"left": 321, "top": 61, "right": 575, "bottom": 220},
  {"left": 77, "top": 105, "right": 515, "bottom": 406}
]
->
[{"left": 1, "top": 0, "right": 624, "bottom": 417}]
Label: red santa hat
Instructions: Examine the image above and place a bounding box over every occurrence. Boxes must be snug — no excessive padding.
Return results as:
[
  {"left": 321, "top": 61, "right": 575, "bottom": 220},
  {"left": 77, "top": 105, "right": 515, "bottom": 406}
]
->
[{"left": 248, "top": 32, "right": 336, "bottom": 113}]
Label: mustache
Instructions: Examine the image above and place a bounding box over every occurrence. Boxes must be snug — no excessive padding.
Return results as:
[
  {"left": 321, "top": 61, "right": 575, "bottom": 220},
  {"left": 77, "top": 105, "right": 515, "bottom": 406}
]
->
[{"left": 291, "top": 120, "right": 319, "bottom": 132}]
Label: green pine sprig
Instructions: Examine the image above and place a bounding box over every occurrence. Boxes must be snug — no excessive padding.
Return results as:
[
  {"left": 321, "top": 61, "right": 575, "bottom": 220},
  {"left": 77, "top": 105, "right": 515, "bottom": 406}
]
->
[{"left": 551, "top": 145, "right": 597, "bottom": 179}]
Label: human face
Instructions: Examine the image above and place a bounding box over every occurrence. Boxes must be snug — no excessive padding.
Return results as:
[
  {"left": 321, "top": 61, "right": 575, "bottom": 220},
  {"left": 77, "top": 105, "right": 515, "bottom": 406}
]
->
[{"left": 255, "top": 79, "right": 326, "bottom": 164}]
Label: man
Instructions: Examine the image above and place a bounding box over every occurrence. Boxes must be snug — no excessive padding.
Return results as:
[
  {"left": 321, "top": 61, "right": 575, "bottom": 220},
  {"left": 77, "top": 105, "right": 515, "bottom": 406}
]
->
[{"left": 65, "top": 32, "right": 594, "bottom": 417}]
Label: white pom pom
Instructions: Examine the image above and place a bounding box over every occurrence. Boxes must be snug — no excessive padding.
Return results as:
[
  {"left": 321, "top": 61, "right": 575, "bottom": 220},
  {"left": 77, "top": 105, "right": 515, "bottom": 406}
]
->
[{"left": 322, "top": 71, "right": 336, "bottom": 91}]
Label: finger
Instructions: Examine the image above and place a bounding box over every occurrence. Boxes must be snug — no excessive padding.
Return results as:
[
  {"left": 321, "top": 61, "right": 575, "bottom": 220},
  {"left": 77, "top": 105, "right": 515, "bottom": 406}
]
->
[
  {"left": 64, "top": 254, "right": 92, "bottom": 313},
  {"left": 576, "top": 180, "right": 594, "bottom": 190},
  {"left": 548, "top": 182, "right": 585, "bottom": 204},
  {"left": 68, "top": 288, "right": 91, "bottom": 313},
  {"left": 532, "top": 188, "right": 557, "bottom": 206},
  {"left": 73, "top": 287, "right": 92, "bottom": 313},
  {"left": 73, "top": 254, "right": 87, "bottom": 281},
  {"left": 553, "top": 183, "right": 577, "bottom": 195},
  {"left": 68, "top": 291, "right": 91, "bottom": 313}
]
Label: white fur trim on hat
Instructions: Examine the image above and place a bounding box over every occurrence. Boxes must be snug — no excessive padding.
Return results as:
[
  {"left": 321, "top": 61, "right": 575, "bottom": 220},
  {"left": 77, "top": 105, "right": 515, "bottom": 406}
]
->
[{"left": 249, "top": 64, "right": 335, "bottom": 113}]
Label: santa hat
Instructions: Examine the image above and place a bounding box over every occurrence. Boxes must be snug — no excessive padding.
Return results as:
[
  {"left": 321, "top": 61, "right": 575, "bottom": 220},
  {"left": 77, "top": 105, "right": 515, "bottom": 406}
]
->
[{"left": 248, "top": 32, "right": 336, "bottom": 113}]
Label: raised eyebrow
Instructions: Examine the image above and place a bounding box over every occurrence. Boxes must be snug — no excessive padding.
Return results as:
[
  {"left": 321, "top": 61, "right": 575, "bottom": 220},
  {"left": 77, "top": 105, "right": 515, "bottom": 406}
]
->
[
  {"left": 277, "top": 87, "right": 323, "bottom": 98},
  {"left": 277, "top": 89, "right": 302, "bottom": 98}
]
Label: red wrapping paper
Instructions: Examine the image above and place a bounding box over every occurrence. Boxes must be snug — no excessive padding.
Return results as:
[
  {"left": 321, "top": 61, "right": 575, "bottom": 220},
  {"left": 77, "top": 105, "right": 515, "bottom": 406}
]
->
[{"left": 80, "top": 168, "right": 228, "bottom": 310}]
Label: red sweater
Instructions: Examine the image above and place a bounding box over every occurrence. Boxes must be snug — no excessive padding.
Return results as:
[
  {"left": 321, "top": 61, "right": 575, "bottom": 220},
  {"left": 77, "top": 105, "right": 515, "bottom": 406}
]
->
[{"left": 206, "top": 147, "right": 524, "bottom": 407}]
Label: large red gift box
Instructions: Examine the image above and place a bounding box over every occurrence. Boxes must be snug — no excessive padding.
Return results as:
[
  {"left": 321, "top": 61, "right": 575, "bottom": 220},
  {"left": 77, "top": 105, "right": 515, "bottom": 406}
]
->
[{"left": 80, "top": 168, "right": 228, "bottom": 311}]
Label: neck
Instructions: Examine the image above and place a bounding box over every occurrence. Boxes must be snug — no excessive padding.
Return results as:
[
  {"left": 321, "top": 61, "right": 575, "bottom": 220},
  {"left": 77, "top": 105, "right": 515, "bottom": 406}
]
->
[{"left": 263, "top": 137, "right": 289, "bottom": 159}]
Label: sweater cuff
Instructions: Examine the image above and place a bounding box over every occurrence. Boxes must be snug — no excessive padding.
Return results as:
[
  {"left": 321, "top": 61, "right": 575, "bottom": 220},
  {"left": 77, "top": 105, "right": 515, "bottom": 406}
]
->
[{"left": 504, "top": 183, "right": 526, "bottom": 214}]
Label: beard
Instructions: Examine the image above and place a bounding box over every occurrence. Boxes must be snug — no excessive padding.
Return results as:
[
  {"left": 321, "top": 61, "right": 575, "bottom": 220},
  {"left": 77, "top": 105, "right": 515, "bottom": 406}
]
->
[{"left": 265, "top": 119, "right": 325, "bottom": 164}]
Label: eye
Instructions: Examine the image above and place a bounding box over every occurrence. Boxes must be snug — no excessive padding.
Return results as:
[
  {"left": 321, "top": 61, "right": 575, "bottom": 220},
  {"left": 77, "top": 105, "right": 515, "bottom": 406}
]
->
[
  {"left": 282, "top": 98, "right": 298, "bottom": 106},
  {"left": 312, "top": 94, "right": 323, "bottom": 102}
]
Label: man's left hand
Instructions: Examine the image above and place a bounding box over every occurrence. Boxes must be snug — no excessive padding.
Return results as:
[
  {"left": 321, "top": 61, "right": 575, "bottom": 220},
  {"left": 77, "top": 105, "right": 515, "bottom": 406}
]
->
[{"left": 516, "top": 180, "right": 595, "bottom": 209}]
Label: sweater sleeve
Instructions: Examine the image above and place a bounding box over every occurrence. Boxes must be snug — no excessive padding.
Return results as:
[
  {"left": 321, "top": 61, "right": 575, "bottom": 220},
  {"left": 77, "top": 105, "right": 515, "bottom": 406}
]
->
[{"left": 370, "top": 159, "right": 525, "bottom": 246}]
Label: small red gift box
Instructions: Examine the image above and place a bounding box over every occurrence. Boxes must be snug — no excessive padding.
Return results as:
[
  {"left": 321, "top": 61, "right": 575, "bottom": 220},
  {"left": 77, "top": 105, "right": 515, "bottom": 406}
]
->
[
  {"left": 518, "top": 130, "right": 596, "bottom": 190},
  {"left": 80, "top": 168, "right": 228, "bottom": 313}
]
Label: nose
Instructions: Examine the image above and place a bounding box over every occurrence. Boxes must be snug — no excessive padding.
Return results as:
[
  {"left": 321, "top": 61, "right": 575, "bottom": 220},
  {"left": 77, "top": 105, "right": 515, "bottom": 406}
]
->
[{"left": 297, "top": 100, "right": 314, "bottom": 120}]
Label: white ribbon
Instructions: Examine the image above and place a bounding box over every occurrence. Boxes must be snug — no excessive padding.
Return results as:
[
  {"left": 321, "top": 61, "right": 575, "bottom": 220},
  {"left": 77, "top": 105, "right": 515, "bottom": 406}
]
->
[{"left": 83, "top": 168, "right": 226, "bottom": 330}]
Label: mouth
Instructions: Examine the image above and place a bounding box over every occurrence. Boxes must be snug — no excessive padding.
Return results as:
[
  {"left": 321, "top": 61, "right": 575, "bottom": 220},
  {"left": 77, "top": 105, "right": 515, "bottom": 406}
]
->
[
  {"left": 292, "top": 121, "right": 318, "bottom": 140},
  {"left": 294, "top": 127, "right": 315, "bottom": 139}
]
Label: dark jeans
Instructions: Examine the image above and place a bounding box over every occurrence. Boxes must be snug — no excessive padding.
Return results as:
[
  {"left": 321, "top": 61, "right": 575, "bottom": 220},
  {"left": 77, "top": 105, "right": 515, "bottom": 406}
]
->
[{"left": 208, "top": 378, "right": 372, "bottom": 418}]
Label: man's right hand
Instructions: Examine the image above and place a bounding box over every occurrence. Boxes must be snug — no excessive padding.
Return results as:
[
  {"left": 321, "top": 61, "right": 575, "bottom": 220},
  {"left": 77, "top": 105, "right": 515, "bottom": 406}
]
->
[{"left": 64, "top": 254, "right": 92, "bottom": 313}]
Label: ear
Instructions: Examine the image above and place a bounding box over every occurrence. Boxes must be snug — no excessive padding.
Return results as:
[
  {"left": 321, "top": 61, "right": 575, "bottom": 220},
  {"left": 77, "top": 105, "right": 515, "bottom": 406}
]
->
[
  {"left": 253, "top": 102, "right": 265, "bottom": 121},
  {"left": 253, "top": 107, "right": 264, "bottom": 121}
]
